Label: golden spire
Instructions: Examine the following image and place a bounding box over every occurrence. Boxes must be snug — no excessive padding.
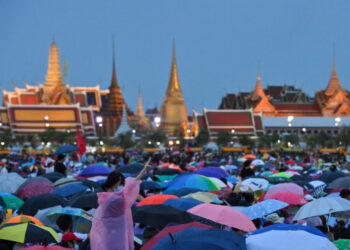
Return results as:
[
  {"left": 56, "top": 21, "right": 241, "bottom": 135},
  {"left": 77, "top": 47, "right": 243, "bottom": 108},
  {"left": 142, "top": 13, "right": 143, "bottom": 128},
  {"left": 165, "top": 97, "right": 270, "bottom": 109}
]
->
[
  {"left": 251, "top": 67, "right": 267, "bottom": 102},
  {"left": 136, "top": 90, "right": 145, "bottom": 117},
  {"left": 166, "top": 39, "right": 181, "bottom": 96},
  {"left": 45, "top": 39, "right": 63, "bottom": 87},
  {"left": 325, "top": 51, "right": 343, "bottom": 96},
  {"left": 111, "top": 39, "right": 119, "bottom": 87}
]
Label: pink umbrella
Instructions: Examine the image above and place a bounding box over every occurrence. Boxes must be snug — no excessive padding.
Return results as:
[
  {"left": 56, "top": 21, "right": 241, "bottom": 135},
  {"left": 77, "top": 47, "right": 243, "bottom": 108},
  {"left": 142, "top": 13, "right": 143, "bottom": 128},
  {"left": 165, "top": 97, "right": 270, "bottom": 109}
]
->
[
  {"left": 265, "top": 192, "right": 308, "bottom": 205},
  {"left": 141, "top": 222, "right": 213, "bottom": 250},
  {"left": 187, "top": 203, "right": 256, "bottom": 232},
  {"left": 265, "top": 183, "right": 304, "bottom": 199},
  {"left": 16, "top": 181, "right": 55, "bottom": 199},
  {"left": 20, "top": 246, "right": 70, "bottom": 250}
]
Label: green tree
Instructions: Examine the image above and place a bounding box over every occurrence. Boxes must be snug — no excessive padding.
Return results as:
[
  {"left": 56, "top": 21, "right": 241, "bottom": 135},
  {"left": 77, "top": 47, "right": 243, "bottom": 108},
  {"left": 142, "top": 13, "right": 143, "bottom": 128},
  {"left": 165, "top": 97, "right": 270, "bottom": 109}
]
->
[
  {"left": 239, "top": 135, "right": 254, "bottom": 148},
  {"left": 258, "top": 134, "right": 272, "bottom": 148},
  {"left": 215, "top": 131, "right": 231, "bottom": 146},
  {"left": 115, "top": 131, "right": 135, "bottom": 148},
  {"left": 195, "top": 130, "right": 209, "bottom": 146},
  {"left": 283, "top": 134, "right": 299, "bottom": 147},
  {"left": 306, "top": 135, "right": 318, "bottom": 149},
  {"left": 140, "top": 131, "right": 167, "bottom": 147}
]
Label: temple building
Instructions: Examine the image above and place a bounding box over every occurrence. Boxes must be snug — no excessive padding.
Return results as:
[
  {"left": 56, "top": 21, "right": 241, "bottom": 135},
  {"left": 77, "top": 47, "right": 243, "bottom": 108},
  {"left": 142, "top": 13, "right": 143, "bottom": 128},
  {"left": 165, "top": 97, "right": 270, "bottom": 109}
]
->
[
  {"left": 129, "top": 92, "right": 152, "bottom": 131},
  {"left": 160, "top": 42, "right": 189, "bottom": 136},
  {"left": 219, "top": 56, "right": 350, "bottom": 117},
  {"left": 0, "top": 40, "right": 109, "bottom": 136},
  {"left": 99, "top": 52, "right": 125, "bottom": 137}
]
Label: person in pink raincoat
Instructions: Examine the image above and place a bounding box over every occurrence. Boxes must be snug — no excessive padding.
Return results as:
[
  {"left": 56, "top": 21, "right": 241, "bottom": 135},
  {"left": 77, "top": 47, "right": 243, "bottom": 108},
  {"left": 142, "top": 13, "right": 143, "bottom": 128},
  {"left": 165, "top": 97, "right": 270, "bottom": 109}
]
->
[{"left": 90, "top": 159, "right": 151, "bottom": 250}]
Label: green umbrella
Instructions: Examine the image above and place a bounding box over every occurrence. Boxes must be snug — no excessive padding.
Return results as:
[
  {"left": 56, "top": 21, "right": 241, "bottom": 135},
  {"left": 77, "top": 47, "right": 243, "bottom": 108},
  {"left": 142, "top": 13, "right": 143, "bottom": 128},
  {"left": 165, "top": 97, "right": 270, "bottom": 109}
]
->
[
  {"left": 333, "top": 239, "right": 350, "bottom": 250},
  {"left": 271, "top": 172, "right": 292, "bottom": 178},
  {"left": 0, "top": 193, "right": 24, "bottom": 210},
  {"left": 156, "top": 175, "right": 177, "bottom": 182}
]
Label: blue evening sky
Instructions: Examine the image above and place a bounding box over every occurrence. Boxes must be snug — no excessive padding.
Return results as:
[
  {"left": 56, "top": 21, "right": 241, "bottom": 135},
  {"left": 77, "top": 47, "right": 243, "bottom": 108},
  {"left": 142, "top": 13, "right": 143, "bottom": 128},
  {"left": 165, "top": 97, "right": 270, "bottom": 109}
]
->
[{"left": 1, "top": 0, "right": 350, "bottom": 113}]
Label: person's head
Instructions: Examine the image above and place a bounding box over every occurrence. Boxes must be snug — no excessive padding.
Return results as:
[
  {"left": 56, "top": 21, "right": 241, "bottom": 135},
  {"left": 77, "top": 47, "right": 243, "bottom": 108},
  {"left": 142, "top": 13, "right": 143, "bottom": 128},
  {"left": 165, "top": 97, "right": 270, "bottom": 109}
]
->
[
  {"left": 101, "top": 171, "right": 125, "bottom": 192},
  {"left": 57, "top": 154, "right": 65, "bottom": 163},
  {"left": 243, "top": 159, "right": 252, "bottom": 168},
  {"left": 56, "top": 214, "right": 72, "bottom": 233},
  {"left": 61, "top": 232, "right": 82, "bottom": 249},
  {"left": 340, "top": 189, "right": 350, "bottom": 201},
  {"left": 330, "top": 165, "right": 337, "bottom": 172}
]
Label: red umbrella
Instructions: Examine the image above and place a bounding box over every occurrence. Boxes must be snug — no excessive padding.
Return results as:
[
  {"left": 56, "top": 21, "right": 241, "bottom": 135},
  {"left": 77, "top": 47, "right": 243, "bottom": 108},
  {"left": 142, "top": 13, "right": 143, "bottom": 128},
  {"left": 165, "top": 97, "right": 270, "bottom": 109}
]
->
[
  {"left": 16, "top": 181, "right": 55, "bottom": 199},
  {"left": 285, "top": 160, "right": 296, "bottom": 165},
  {"left": 141, "top": 221, "right": 213, "bottom": 250},
  {"left": 137, "top": 194, "right": 178, "bottom": 207},
  {"left": 265, "top": 192, "right": 308, "bottom": 205},
  {"left": 19, "top": 245, "right": 70, "bottom": 250}
]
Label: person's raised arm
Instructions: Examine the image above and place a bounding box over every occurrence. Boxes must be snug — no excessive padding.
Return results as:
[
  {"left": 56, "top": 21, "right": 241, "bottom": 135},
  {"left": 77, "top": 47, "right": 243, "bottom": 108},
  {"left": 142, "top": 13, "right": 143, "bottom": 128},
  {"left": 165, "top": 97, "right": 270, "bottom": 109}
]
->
[{"left": 135, "top": 158, "right": 151, "bottom": 180}]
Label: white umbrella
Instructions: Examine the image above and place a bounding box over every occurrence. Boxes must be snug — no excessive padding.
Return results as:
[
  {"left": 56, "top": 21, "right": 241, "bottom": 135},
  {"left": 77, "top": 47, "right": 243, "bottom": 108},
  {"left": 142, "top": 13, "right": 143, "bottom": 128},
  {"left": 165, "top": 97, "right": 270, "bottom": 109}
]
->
[
  {"left": 293, "top": 197, "right": 350, "bottom": 221},
  {"left": 247, "top": 230, "right": 337, "bottom": 250},
  {"left": 251, "top": 159, "right": 264, "bottom": 166},
  {"left": 208, "top": 177, "right": 227, "bottom": 188},
  {"left": 0, "top": 173, "right": 25, "bottom": 193},
  {"left": 241, "top": 178, "right": 269, "bottom": 191},
  {"left": 309, "top": 180, "right": 325, "bottom": 188}
]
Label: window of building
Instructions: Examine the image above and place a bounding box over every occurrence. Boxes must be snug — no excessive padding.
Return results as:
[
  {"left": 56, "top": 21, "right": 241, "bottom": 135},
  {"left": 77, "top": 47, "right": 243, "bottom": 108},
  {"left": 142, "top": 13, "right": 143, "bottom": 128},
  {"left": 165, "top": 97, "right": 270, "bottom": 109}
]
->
[{"left": 87, "top": 92, "right": 97, "bottom": 106}]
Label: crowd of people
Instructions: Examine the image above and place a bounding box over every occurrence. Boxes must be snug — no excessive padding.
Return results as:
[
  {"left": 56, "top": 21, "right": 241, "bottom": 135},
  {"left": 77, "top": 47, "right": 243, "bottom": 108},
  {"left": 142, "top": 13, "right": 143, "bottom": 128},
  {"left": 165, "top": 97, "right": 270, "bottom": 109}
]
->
[{"left": 0, "top": 147, "right": 349, "bottom": 249}]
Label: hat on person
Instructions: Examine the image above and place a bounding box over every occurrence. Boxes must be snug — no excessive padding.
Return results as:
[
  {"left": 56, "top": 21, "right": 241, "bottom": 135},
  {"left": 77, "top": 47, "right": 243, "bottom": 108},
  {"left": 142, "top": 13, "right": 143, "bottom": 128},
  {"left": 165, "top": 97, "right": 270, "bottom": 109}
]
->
[
  {"left": 62, "top": 232, "right": 83, "bottom": 243},
  {"left": 265, "top": 213, "right": 284, "bottom": 224}
]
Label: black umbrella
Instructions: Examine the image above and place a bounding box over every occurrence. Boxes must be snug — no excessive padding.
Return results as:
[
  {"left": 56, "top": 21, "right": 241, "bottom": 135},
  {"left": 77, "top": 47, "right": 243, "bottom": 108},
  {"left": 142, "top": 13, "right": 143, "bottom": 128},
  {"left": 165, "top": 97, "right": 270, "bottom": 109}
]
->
[
  {"left": 328, "top": 176, "right": 350, "bottom": 189},
  {"left": 76, "top": 178, "right": 101, "bottom": 191},
  {"left": 132, "top": 205, "right": 193, "bottom": 227},
  {"left": 18, "top": 194, "right": 67, "bottom": 216},
  {"left": 292, "top": 180, "right": 314, "bottom": 191},
  {"left": 141, "top": 181, "right": 162, "bottom": 191},
  {"left": 69, "top": 192, "right": 98, "bottom": 210},
  {"left": 290, "top": 175, "right": 311, "bottom": 182},
  {"left": 157, "top": 168, "right": 182, "bottom": 175},
  {"left": 318, "top": 171, "right": 346, "bottom": 183},
  {"left": 117, "top": 163, "right": 144, "bottom": 174},
  {"left": 41, "top": 172, "right": 65, "bottom": 183}
]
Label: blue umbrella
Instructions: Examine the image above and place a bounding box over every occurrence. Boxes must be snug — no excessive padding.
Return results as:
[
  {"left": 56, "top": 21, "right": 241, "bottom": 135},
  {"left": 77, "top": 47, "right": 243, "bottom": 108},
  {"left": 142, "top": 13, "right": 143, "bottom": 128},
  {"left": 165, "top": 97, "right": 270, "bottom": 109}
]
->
[
  {"left": 54, "top": 145, "right": 79, "bottom": 155},
  {"left": 152, "top": 227, "right": 247, "bottom": 250},
  {"left": 163, "top": 198, "right": 203, "bottom": 211},
  {"left": 141, "top": 181, "right": 161, "bottom": 191},
  {"left": 51, "top": 183, "right": 88, "bottom": 197},
  {"left": 164, "top": 188, "right": 202, "bottom": 196},
  {"left": 242, "top": 199, "right": 289, "bottom": 220},
  {"left": 247, "top": 224, "right": 329, "bottom": 239},
  {"left": 79, "top": 165, "right": 112, "bottom": 177},
  {"left": 117, "top": 162, "right": 144, "bottom": 174},
  {"left": 195, "top": 167, "right": 229, "bottom": 179}
]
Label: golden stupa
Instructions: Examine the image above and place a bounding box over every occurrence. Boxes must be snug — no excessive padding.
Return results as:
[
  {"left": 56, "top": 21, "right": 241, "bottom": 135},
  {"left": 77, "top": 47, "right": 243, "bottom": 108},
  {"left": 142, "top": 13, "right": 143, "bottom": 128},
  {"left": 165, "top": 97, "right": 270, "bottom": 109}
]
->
[{"left": 160, "top": 41, "right": 189, "bottom": 136}]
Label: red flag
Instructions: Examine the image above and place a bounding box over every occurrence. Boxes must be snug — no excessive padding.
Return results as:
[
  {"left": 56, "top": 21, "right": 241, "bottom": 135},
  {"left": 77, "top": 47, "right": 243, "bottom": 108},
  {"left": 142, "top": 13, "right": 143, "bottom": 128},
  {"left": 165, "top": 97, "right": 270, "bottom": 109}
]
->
[{"left": 76, "top": 127, "right": 86, "bottom": 155}]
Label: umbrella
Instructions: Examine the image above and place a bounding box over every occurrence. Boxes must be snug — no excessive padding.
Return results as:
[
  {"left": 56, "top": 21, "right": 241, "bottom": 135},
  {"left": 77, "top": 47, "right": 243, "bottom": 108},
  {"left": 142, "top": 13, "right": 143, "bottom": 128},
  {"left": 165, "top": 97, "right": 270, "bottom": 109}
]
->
[
  {"left": 5, "top": 215, "right": 43, "bottom": 226},
  {"left": 141, "top": 222, "right": 213, "bottom": 250},
  {"left": 166, "top": 174, "right": 220, "bottom": 192},
  {"left": 243, "top": 154, "right": 256, "bottom": 160},
  {"left": 79, "top": 165, "right": 112, "bottom": 177},
  {"left": 51, "top": 183, "right": 88, "bottom": 198},
  {"left": 151, "top": 227, "right": 247, "bottom": 250},
  {"left": 265, "top": 183, "right": 304, "bottom": 199},
  {"left": 18, "top": 194, "right": 67, "bottom": 216},
  {"left": 182, "top": 192, "right": 219, "bottom": 203},
  {"left": 333, "top": 239, "right": 350, "bottom": 250},
  {"left": 137, "top": 194, "right": 178, "bottom": 206},
  {"left": 318, "top": 171, "right": 346, "bottom": 183},
  {"left": 251, "top": 159, "right": 265, "bottom": 166},
  {"left": 16, "top": 177, "right": 55, "bottom": 200},
  {"left": 0, "top": 173, "right": 25, "bottom": 193},
  {"left": 41, "top": 172, "right": 65, "bottom": 183},
  {"left": 292, "top": 180, "right": 314, "bottom": 191},
  {"left": 0, "top": 193, "right": 24, "bottom": 210},
  {"left": 19, "top": 245, "right": 71, "bottom": 250},
  {"left": 117, "top": 162, "right": 144, "bottom": 174},
  {"left": 309, "top": 180, "right": 326, "bottom": 188},
  {"left": 187, "top": 203, "right": 256, "bottom": 232},
  {"left": 290, "top": 175, "right": 311, "bottom": 182},
  {"left": 293, "top": 197, "right": 350, "bottom": 221},
  {"left": 140, "top": 181, "right": 161, "bottom": 191},
  {"left": 194, "top": 167, "right": 229, "bottom": 179},
  {"left": 328, "top": 176, "right": 350, "bottom": 189},
  {"left": 69, "top": 192, "right": 98, "bottom": 210},
  {"left": 0, "top": 223, "right": 59, "bottom": 244},
  {"left": 54, "top": 178, "right": 81, "bottom": 188},
  {"left": 271, "top": 172, "right": 292, "bottom": 178},
  {"left": 54, "top": 145, "right": 79, "bottom": 155},
  {"left": 246, "top": 224, "right": 336, "bottom": 250},
  {"left": 34, "top": 205, "right": 63, "bottom": 230},
  {"left": 156, "top": 168, "right": 182, "bottom": 175},
  {"left": 162, "top": 198, "right": 203, "bottom": 211},
  {"left": 241, "top": 199, "right": 289, "bottom": 220},
  {"left": 168, "top": 188, "right": 202, "bottom": 197},
  {"left": 132, "top": 205, "right": 193, "bottom": 227},
  {"left": 241, "top": 178, "right": 269, "bottom": 191},
  {"left": 264, "top": 192, "right": 308, "bottom": 205}
]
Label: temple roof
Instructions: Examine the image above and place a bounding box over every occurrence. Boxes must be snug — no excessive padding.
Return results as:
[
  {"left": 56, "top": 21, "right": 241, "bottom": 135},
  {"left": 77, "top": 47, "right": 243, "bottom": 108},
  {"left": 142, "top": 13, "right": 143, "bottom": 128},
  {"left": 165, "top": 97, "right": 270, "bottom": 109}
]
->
[
  {"left": 45, "top": 39, "right": 63, "bottom": 87},
  {"left": 251, "top": 71, "right": 267, "bottom": 101},
  {"left": 325, "top": 56, "right": 343, "bottom": 97},
  {"left": 165, "top": 40, "right": 182, "bottom": 97}
]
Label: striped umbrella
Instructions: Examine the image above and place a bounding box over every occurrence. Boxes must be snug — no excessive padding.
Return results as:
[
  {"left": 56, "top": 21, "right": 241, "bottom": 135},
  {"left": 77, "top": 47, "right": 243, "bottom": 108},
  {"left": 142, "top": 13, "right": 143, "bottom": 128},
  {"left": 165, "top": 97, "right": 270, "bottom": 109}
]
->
[
  {"left": 6, "top": 215, "right": 43, "bottom": 226},
  {"left": 0, "top": 222, "right": 59, "bottom": 244}
]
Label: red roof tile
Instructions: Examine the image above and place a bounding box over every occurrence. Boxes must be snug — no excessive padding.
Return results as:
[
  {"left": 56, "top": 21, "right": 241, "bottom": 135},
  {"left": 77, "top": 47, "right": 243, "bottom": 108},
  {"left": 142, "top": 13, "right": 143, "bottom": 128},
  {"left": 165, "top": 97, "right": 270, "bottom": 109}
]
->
[{"left": 206, "top": 112, "right": 253, "bottom": 126}]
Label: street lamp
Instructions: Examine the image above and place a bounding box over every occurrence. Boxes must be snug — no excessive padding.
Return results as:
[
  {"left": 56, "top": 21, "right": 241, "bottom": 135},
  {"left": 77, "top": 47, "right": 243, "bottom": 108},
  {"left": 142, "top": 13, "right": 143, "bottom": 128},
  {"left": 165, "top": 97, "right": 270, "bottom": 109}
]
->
[
  {"left": 148, "top": 141, "right": 152, "bottom": 145},
  {"left": 175, "top": 140, "right": 180, "bottom": 145},
  {"left": 169, "top": 140, "right": 174, "bottom": 146},
  {"left": 335, "top": 117, "right": 341, "bottom": 127},
  {"left": 302, "top": 128, "right": 306, "bottom": 132},
  {"left": 156, "top": 141, "right": 160, "bottom": 146},
  {"left": 154, "top": 116, "right": 161, "bottom": 128},
  {"left": 44, "top": 116, "right": 49, "bottom": 121},
  {"left": 132, "top": 129, "right": 136, "bottom": 134},
  {"left": 96, "top": 116, "right": 103, "bottom": 124},
  {"left": 231, "top": 129, "right": 235, "bottom": 134},
  {"left": 45, "top": 123, "right": 50, "bottom": 127}
]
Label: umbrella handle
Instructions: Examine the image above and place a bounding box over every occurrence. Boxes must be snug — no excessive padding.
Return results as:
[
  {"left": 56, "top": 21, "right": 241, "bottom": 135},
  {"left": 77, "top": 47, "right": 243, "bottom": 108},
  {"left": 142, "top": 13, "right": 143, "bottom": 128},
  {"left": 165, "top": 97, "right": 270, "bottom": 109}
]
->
[{"left": 168, "top": 233, "right": 175, "bottom": 243}]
